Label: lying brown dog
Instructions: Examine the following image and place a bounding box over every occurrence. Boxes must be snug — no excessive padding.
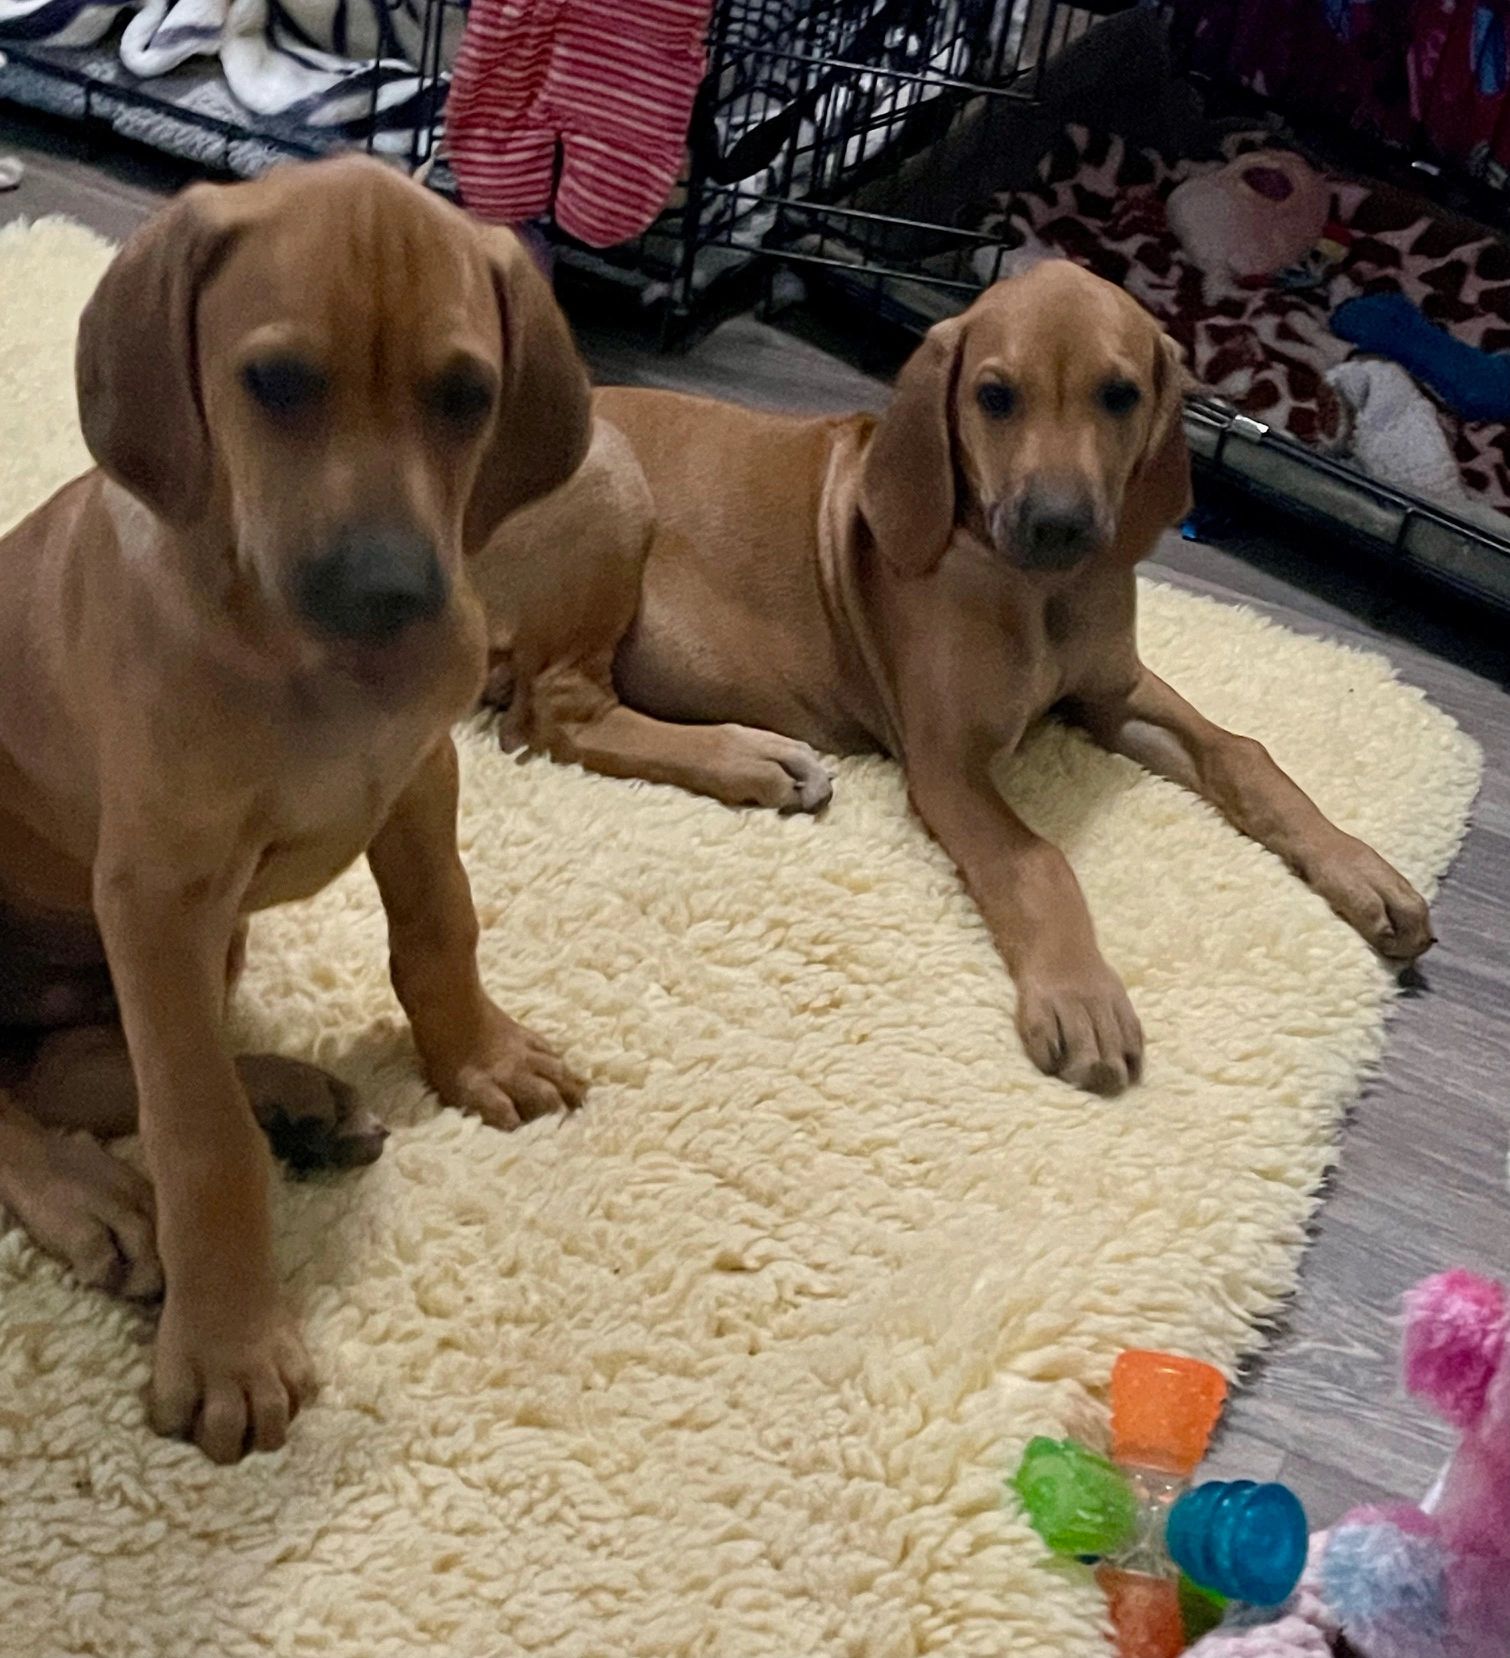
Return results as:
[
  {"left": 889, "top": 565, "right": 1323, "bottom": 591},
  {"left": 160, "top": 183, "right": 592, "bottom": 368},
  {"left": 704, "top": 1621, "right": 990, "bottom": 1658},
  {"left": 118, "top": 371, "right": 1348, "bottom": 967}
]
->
[
  {"left": 0, "top": 156, "right": 590, "bottom": 1461},
  {"left": 478, "top": 261, "right": 1432, "bottom": 1094}
]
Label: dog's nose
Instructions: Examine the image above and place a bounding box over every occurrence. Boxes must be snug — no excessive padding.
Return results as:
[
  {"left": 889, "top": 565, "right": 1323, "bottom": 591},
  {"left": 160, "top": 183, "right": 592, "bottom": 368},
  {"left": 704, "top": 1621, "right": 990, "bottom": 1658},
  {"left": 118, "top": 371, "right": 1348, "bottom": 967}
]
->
[
  {"left": 1013, "top": 490, "right": 1099, "bottom": 569},
  {"left": 295, "top": 525, "right": 447, "bottom": 643}
]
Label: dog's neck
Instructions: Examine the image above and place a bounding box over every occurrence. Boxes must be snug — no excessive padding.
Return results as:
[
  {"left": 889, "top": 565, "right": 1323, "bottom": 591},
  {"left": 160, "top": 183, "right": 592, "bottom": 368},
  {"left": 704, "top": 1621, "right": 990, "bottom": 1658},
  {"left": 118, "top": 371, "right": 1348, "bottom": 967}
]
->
[{"left": 815, "top": 425, "right": 911, "bottom": 756}]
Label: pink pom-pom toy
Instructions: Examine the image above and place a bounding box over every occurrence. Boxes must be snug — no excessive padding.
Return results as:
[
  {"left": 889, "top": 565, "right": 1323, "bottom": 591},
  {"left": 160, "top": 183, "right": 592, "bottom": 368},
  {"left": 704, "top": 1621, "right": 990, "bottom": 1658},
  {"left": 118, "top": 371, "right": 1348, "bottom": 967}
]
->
[
  {"left": 1319, "top": 1269, "right": 1510, "bottom": 1657},
  {"left": 1401, "top": 1270, "right": 1508, "bottom": 1432},
  {"left": 1188, "top": 1270, "right": 1510, "bottom": 1658},
  {"left": 1186, "top": 1532, "right": 1340, "bottom": 1656},
  {"left": 1322, "top": 1504, "right": 1450, "bottom": 1658}
]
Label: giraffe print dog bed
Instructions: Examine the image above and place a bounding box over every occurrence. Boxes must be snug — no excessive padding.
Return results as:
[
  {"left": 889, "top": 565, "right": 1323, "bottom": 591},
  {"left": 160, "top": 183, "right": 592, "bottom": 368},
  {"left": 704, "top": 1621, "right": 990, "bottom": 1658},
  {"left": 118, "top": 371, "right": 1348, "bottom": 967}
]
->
[{"left": 978, "top": 124, "right": 1510, "bottom": 514}]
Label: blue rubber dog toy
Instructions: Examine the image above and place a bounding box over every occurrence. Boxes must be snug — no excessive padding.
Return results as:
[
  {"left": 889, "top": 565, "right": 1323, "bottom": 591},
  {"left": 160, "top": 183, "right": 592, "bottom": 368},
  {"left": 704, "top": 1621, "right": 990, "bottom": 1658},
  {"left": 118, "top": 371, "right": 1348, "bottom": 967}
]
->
[{"left": 1333, "top": 292, "right": 1510, "bottom": 423}]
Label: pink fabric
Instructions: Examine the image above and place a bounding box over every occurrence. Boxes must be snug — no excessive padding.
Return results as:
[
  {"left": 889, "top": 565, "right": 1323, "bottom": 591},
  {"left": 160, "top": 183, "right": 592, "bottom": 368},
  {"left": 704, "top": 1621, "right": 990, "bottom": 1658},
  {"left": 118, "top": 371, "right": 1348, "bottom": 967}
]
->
[
  {"left": 446, "top": 0, "right": 712, "bottom": 248},
  {"left": 1184, "top": 1614, "right": 1333, "bottom": 1656},
  {"left": 1167, "top": 0, "right": 1510, "bottom": 190}
]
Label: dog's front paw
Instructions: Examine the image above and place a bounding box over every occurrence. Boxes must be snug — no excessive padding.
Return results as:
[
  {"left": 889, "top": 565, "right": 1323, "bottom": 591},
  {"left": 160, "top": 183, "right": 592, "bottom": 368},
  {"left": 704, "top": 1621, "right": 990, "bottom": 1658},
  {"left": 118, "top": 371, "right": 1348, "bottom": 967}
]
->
[
  {"left": 1015, "top": 957, "right": 1143, "bottom": 1096},
  {"left": 6, "top": 1131, "right": 162, "bottom": 1301},
  {"left": 1312, "top": 841, "right": 1434, "bottom": 962},
  {"left": 430, "top": 1007, "right": 585, "bottom": 1130},
  {"left": 239, "top": 1053, "right": 388, "bottom": 1173},
  {"left": 715, "top": 726, "right": 834, "bottom": 814},
  {"left": 150, "top": 1298, "right": 315, "bottom": 1464}
]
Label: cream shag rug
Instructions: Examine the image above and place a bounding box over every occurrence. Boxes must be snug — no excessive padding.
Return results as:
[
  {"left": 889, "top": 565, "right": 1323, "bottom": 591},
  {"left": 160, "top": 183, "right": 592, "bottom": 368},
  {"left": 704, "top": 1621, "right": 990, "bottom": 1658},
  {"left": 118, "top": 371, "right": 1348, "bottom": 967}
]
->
[{"left": 0, "top": 218, "right": 1483, "bottom": 1658}]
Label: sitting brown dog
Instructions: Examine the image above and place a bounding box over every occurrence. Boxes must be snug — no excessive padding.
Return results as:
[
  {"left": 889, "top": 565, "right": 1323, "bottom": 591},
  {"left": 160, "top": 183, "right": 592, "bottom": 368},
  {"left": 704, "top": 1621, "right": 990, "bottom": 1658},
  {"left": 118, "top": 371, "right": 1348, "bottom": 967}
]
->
[
  {"left": 0, "top": 157, "right": 589, "bottom": 1462},
  {"left": 476, "top": 261, "right": 1432, "bottom": 1095}
]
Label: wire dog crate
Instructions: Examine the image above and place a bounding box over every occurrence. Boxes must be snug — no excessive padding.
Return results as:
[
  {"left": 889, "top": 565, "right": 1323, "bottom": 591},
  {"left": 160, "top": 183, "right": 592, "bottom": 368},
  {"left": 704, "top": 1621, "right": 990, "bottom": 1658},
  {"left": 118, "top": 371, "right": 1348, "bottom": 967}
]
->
[
  {"left": 647, "top": 0, "right": 1095, "bottom": 320},
  {"left": 4, "top": 0, "right": 1509, "bottom": 612},
  {"left": 667, "top": 0, "right": 1510, "bottom": 615},
  {"left": 1, "top": 0, "right": 1083, "bottom": 310}
]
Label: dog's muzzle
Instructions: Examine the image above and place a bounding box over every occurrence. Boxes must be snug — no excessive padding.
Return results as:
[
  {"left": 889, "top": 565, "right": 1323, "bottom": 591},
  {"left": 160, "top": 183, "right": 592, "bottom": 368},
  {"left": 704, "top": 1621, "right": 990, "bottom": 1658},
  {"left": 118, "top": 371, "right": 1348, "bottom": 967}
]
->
[
  {"left": 995, "top": 486, "right": 1104, "bottom": 571},
  {"left": 295, "top": 524, "right": 447, "bottom": 644}
]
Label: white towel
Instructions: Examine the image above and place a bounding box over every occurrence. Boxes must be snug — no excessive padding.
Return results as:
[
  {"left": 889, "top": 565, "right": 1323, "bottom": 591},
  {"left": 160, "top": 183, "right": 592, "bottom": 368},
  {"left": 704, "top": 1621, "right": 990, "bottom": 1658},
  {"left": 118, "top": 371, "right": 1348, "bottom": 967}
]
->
[{"left": 1326, "top": 356, "right": 1510, "bottom": 540}]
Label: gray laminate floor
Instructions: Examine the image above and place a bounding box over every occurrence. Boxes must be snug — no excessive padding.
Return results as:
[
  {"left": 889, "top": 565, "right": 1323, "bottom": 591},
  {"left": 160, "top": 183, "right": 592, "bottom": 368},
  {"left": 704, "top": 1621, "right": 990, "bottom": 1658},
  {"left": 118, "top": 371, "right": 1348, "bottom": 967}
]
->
[{"left": 3, "top": 110, "right": 1507, "bottom": 1525}]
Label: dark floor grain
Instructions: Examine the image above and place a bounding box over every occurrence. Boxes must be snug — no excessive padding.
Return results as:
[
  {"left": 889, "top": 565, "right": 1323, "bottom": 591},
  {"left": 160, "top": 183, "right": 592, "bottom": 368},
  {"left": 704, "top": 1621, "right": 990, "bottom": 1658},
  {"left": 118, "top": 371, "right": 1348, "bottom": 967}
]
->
[{"left": 3, "top": 110, "right": 1506, "bottom": 1524}]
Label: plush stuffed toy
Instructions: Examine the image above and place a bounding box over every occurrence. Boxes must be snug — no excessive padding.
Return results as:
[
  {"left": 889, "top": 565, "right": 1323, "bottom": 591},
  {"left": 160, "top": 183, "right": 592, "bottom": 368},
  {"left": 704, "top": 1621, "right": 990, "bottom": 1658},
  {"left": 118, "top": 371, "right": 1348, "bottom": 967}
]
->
[
  {"left": 1188, "top": 1271, "right": 1510, "bottom": 1658},
  {"left": 1166, "top": 150, "right": 1329, "bottom": 288},
  {"left": 1320, "top": 359, "right": 1510, "bottom": 543},
  {"left": 1321, "top": 1270, "right": 1510, "bottom": 1658}
]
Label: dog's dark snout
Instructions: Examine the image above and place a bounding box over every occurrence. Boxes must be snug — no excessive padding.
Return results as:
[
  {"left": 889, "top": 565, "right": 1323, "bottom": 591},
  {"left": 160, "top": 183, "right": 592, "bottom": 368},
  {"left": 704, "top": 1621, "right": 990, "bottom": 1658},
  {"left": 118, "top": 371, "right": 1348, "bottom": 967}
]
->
[
  {"left": 295, "top": 524, "right": 447, "bottom": 643},
  {"left": 1012, "top": 487, "right": 1099, "bottom": 569}
]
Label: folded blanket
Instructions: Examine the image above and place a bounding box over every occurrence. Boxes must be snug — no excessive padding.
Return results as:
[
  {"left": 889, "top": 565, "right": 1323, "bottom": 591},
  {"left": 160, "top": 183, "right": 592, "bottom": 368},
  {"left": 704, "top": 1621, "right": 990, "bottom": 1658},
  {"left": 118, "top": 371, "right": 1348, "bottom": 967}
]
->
[{"left": 0, "top": 0, "right": 459, "bottom": 146}]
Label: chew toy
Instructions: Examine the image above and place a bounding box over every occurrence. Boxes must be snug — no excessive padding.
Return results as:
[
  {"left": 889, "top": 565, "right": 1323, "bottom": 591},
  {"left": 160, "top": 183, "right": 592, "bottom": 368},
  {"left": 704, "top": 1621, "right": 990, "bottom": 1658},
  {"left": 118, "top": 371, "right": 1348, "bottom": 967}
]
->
[
  {"left": 1012, "top": 1351, "right": 1309, "bottom": 1657},
  {"left": 1332, "top": 292, "right": 1510, "bottom": 423}
]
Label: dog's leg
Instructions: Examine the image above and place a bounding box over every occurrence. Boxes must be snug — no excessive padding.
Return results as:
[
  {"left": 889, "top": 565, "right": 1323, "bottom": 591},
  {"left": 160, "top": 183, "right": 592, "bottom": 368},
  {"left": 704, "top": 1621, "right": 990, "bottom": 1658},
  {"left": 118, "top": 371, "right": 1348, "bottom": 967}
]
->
[
  {"left": 0, "top": 1088, "right": 161, "bottom": 1300},
  {"left": 530, "top": 698, "right": 833, "bottom": 814},
  {"left": 476, "top": 425, "right": 831, "bottom": 812},
  {"left": 367, "top": 735, "right": 585, "bottom": 1130},
  {"left": 91, "top": 841, "right": 314, "bottom": 1463},
  {"left": 1072, "top": 668, "right": 1433, "bottom": 960},
  {"left": 906, "top": 749, "right": 1143, "bottom": 1095},
  {"left": 15, "top": 1023, "right": 386, "bottom": 1172}
]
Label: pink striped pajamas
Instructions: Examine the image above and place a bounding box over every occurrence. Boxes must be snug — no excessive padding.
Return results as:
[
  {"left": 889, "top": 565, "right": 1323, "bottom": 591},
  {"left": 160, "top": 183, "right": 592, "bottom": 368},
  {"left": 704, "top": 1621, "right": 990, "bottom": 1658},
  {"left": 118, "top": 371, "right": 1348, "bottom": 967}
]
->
[{"left": 446, "top": 0, "right": 713, "bottom": 248}]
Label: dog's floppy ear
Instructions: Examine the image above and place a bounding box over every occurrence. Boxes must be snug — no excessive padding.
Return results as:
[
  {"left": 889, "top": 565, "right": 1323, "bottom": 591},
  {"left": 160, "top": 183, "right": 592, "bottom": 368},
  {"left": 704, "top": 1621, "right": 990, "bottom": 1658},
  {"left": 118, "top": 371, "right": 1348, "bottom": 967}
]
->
[
  {"left": 1147, "top": 330, "right": 1192, "bottom": 461},
  {"left": 76, "top": 183, "right": 240, "bottom": 528},
  {"left": 1120, "top": 330, "right": 1193, "bottom": 552},
  {"left": 464, "top": 229, "right": 593, "bottom": 554},
  {"left": 859, "top": 318, "right": 962, "bottom": 577}
]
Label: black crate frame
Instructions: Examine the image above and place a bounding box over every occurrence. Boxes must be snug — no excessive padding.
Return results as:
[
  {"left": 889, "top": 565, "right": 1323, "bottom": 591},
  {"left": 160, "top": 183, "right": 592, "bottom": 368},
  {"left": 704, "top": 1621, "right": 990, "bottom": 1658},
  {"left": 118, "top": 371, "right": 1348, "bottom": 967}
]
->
[
  {"left": 4, "top": 0, "right": 1510, "bottom": 612},
  {"left": 660, "top": 0, "right": 1510, "bottom": 612},
  {"left": 655, "top": 0, "right": 1089, "bottom": 322},
  {"left": 3, "top": 0, "right": 1081, "bottom": 315}
]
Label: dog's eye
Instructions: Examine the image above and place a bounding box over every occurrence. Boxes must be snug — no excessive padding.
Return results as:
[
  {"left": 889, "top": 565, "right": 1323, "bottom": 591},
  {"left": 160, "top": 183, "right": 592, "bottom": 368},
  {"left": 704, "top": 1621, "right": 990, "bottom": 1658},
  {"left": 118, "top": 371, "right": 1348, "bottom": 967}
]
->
[
  {"left": 977, "top": 380, "right": 1017, "bottom": 419},
  {"left": 428, "top": 366, "right": 497, "bottom": 432},
  {"left": 1099, "top": 379, "right": 1141, "bottom": 416},
  {"left": 242, "top": 356, "right": 326, "bottom": 418}
]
